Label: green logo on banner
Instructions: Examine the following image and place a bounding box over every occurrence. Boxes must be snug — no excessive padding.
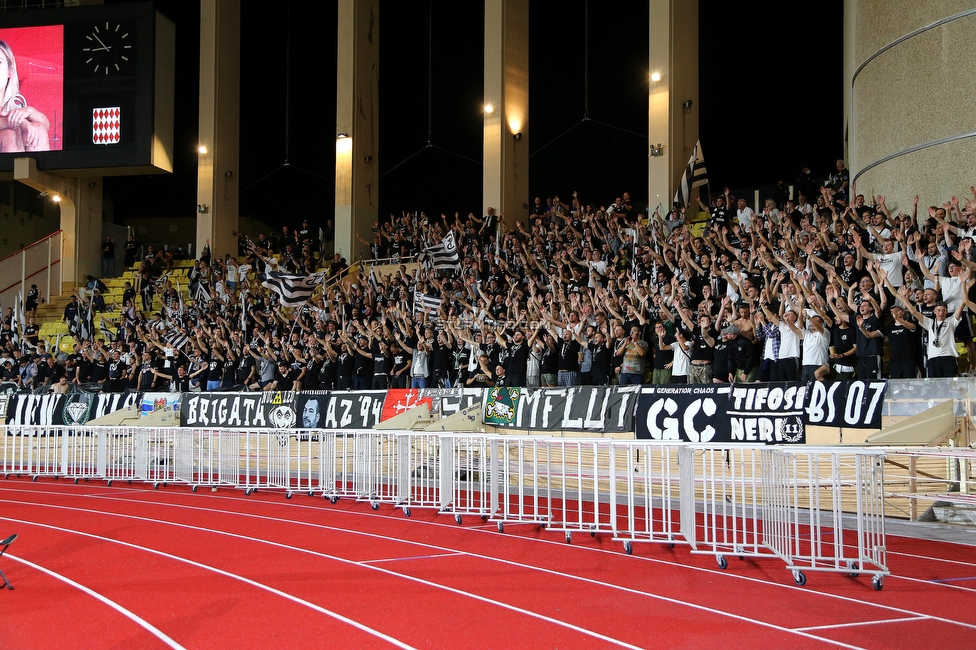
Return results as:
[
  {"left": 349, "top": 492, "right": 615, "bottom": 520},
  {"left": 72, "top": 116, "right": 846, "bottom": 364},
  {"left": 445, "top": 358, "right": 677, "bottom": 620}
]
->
[
  {"left": 484, "top": 387, "right": 519, "bottom": 425},
  {"left": 62, "top": 393, "right": 95, "bottom": 426}
]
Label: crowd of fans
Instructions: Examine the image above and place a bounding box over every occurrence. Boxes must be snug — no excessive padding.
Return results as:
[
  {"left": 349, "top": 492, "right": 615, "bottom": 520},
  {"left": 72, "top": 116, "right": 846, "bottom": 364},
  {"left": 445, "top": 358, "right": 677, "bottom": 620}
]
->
[{"left": 5, "top": 161, "right": 976, "bottom": 394}]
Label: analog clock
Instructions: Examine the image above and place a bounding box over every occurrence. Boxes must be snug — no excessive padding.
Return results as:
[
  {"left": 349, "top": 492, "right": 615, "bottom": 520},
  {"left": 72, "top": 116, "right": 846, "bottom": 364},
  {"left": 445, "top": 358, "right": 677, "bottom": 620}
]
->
[{"left": 82, "top": 21, "right": 134, "bottom": 76}]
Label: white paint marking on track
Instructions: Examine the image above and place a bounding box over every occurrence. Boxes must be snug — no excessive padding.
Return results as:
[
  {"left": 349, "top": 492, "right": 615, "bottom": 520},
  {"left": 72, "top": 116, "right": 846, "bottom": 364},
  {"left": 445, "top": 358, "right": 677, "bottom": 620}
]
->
[
  {"left": 0, "top": 516, "right": 416, "bottom": 650},
  {"left": 794, "top": 616, "right": 930, "bottom": 632},
  {"left": 0, "top": 493, "right": 861, "bottom": 650},
  {"left": 7, "top": 554, "right": 186, "bottom": 650},
  {"left": 362, "top": 552, "right": 464, "bottom": 564},
  {"left": 888, "top": 550, "right": 976, "bottom": 569}
]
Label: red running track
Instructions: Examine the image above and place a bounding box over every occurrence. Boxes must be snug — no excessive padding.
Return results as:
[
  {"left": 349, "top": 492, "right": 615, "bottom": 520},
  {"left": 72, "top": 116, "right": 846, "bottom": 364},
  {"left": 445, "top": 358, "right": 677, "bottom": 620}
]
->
[{"left": 1, "top": 477, "right": 975, "bottom": 649}]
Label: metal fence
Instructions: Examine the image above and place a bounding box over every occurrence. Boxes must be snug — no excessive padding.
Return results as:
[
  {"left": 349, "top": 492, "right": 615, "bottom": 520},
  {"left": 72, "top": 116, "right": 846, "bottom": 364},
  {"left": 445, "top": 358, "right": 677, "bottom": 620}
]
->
[{"left": 0, "top": 425, "right": 905, "bottom": 588}]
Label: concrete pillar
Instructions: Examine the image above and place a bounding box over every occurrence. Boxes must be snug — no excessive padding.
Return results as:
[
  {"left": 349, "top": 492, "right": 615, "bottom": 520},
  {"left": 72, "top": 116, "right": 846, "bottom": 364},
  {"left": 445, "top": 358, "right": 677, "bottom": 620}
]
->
[
  {"left": 648, "top": 0, "right": 698, "bottom": 214},
  {"left": 197, "top": 0, "right": 240, "bottom": 259},
  {"left": 335, "top": 0, "right": 379, "bottom": 265},
  {"left": 14, "top": 157, "right": 100, "bottom": 292},
  {"left": 483, "top": 0, "right": 529, "bottom": 227}
]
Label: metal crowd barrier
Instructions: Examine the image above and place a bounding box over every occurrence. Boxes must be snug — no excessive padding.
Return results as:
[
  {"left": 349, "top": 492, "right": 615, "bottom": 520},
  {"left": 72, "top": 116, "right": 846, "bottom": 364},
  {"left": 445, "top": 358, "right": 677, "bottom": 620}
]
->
[{"left": 1, "top": 425, "right": 895, "bottom": 588}]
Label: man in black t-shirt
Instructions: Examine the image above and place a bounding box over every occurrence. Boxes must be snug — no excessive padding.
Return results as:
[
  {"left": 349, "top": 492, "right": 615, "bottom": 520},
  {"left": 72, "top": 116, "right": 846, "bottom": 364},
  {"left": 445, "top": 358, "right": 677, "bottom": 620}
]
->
[{"left": 883, "top": 304, "right": 919, "bottom": 378}]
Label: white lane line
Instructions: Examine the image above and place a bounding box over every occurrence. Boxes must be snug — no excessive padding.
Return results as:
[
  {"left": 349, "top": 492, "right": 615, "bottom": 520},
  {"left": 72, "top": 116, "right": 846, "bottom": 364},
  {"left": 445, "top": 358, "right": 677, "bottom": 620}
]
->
[
  {"left": 362, "top": 552, "right": 464, "bottom": 564},
  {"left": 794, "top": 616, "right": 929, "bottom": 632},
  {"left": 0, "top": 516, "right": 415, "bottom": 650},
  {"left": 888, "top": 550, "right": 976, "bottom": 569},
  {"left": 891, "top": 573, "right": 976, "bottom": 594},
  {"left": 0, "top": 495, "right": 861, "bottom": 650},
  {"left": 7, "top": 554, "right": 185, "bottom": 650}
]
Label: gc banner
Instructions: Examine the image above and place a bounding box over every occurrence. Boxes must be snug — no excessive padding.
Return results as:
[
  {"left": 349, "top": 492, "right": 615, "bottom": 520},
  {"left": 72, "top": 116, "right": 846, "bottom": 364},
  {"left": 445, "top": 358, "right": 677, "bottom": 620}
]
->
[
  {"left": 482, "top": 386, "right": 638, "bottom": 432},
  {"left": 635, "top": 380, "right": 887, "bottom": 442}
]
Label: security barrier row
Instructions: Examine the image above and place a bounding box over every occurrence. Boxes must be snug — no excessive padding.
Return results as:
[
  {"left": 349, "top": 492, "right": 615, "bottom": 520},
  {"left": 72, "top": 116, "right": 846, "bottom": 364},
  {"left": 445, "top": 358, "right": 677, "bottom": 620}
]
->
[{"left": 2, "top": 425, "right": 891, "bottom": 589}]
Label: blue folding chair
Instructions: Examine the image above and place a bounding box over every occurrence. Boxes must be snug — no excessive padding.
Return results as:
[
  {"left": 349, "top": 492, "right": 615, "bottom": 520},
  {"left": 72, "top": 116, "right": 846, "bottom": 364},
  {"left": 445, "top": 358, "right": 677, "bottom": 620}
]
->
[{"left": 0, "top": 534, "right": 17, "bottom": 590}]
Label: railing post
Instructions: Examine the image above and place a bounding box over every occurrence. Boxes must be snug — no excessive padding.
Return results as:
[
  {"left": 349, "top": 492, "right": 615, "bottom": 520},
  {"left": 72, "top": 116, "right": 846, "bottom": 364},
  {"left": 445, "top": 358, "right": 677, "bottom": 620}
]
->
[
  {"left": 47, "top": 236, "right": 52, "bottom": 302},
  {"left": 20, "top": 248, "right": 26, "bottom": 303}
]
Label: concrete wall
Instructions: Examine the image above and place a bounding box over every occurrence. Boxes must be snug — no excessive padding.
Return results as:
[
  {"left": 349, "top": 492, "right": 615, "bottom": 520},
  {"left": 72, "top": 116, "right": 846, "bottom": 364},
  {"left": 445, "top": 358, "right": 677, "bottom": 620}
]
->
[{"left": 846, "top": 1, "right": 976, "bottom": 214}]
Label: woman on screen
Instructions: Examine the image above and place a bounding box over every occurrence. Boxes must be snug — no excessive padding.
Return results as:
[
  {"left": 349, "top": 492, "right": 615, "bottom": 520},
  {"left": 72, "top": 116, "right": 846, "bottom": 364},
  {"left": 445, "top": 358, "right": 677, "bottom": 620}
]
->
[{"left": 0, "top": 40, "right": 50, "bottom": 152}]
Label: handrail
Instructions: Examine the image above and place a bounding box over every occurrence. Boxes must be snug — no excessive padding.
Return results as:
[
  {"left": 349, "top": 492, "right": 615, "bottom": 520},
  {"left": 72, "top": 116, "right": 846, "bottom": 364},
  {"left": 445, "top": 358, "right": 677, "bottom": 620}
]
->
[{"left": 0, "top": 230, "right": 63, "bottom": 264}]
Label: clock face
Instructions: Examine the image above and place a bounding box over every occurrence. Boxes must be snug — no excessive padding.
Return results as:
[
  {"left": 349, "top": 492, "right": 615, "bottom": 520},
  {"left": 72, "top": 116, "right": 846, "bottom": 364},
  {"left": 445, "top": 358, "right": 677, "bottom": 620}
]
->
[{"left": 82, "top": 21, "right": 133, "bottom": 76}]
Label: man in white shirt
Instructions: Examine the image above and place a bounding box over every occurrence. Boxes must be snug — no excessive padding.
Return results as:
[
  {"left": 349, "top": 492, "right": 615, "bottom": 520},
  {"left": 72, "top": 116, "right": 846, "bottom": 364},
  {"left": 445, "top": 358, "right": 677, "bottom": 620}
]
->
[
  {"left": 736, "top": 198, "right": 755, "bottom": 232},
  {"left": 901, "top": 288, "right": 974, "bottom": 377}
]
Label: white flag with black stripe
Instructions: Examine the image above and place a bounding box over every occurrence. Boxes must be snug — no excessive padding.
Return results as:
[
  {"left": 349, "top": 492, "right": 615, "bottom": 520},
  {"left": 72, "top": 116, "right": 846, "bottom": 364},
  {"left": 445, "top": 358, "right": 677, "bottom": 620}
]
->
[
  {"left": 673, "top": 140, "right": 708, "bottom": 209},
  {"left": 262, "top": 271, "right": 325, "bottom": 308},
  {"left": 419, "top": 231, "right": 460, "bottom": 271}
]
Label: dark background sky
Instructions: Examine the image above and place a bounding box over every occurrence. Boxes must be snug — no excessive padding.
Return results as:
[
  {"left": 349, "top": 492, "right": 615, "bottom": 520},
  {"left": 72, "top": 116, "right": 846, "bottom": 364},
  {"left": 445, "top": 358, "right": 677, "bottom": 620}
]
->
[{"left": 103, "top": 0, "right": 844, "bottom": 227}]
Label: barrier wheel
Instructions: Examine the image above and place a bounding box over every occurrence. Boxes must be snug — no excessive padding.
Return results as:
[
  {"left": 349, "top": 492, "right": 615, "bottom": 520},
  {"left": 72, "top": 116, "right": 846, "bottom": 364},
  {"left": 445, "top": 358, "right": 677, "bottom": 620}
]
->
[
  {"left": 590, "top": 525, "right": 596, "bottom": 537},
  {"left": 872, "top": 575, "right": 884, "bottom": 591},
  {"left": 3, "top": 474, "right": 8, "bottom": 480},
  {"left": 329, "top": 496, "right": 338, "bottom": 504},
  {"left": 286, "top": 492, "right": 292, "bottom": 499},
  {"left": 455, "top": 514, "right": 462, "bottom": 525},
  {"left": 792, "top": 570, "right": 807, "bottom": 587},
  {"left": 480, "top": 515, "right": 488, "bottom": 522},
  {"left": 31, "top": 476, "right": 38, "bottom": 482},
  {"left": 307, "top": 491, "right": 314, "bottom": 497},
  {"left": 497, "top": 522, "right": 504, "bottom": 533},
  {"left": 624, "top": 541, "right": 633, "bottom": 555},
  {"left": 847, "top": 561, "right": 860, "bottom": 579},
  {"left": 73, "top": 478, "right": 79, "bottom": 485},
  {"left": 565, "top": 532, "right": 572, "bottom": 544},
  {"left": 244, "top": 488, "right": 251, "bottom": 496},
  {"left": 717, "top": 555, "right": 728, "bottom": 570},
  {"left": 403, "top": 507, "right": 411, "bottom": 517},
  {"left": 669, "top": 543, "right": 675, "bottom": 549},
  {"left": 370, "top": 502, "right": 379, "bottom": 510},
  {"left": 153, "top": 483, "right": 160, "bottom": 490},
  {"left": 191, "top": 485, "right": 198, "bottom": 493},
  {"left": 106, "top": 480, "right": 113, "bottom": 487}
]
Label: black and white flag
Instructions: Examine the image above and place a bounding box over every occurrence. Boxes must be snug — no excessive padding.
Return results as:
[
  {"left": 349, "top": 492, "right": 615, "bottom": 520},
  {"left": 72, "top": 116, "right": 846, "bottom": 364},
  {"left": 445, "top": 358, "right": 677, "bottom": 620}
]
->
[
  {"left": 673, "top": 140, "right": 708, "bottom": 209},
  {"left": 413, "top": 288, "right": 442, "bottom": 320},
  {"left": 262, "top": 271, "right": 325, "bottom": 308},
  {"left": 419, "top": 232, "right": 460, "bottom": 271}
]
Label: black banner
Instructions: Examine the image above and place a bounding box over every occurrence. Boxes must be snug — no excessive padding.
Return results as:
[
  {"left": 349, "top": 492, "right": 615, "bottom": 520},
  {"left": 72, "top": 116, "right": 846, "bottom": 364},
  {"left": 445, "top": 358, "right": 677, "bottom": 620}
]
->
[
  {"left": 804, "top": 380, "right": 886, "bottom": 429},
  {"left": 6, "top": 392, "right": 143, "bottom": 426},
  {"left": 636, "top": 381, "right": 888, "bottom": 442},
  {"left": 483, "top": 386, "right": 637, "bottom": 432},
  {"left": 180, "top": 392, "right": 298, "bottom": 428},
  {"left": 296, "top": 391, "right": 386, "bottom": 430}
]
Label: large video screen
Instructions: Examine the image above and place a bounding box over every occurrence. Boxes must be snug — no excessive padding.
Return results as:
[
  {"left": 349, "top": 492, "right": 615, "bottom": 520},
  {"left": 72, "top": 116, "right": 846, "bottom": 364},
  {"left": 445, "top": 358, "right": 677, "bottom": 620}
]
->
[
  {"left": 0, "top": 2, "right": 169, "bottom": 174},
  {"left": 0, "top": 25, "right": 64, "bottom": 153}
]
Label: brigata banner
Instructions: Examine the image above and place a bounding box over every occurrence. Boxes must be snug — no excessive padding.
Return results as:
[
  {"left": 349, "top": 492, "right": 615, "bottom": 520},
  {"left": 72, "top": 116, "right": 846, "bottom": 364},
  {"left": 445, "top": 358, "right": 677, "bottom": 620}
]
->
[
  {"left": 6, "top": 392, "right": 143, "bottom": 426},
  {"left": 483, "top": 386, "right": 638, "bottom": 432},
  {"left": 180, "top": 391, "right": 299, "bottom": 428},
  {"left": 635, "top": 380, "right": 887, "bottom": 443}
]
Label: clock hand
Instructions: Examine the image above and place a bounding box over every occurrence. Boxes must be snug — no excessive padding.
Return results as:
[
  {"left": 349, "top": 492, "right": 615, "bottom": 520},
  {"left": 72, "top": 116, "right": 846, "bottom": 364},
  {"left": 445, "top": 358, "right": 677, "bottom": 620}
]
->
[{"left": 91, "top": 33, "right": 112, "bottom": 51}]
